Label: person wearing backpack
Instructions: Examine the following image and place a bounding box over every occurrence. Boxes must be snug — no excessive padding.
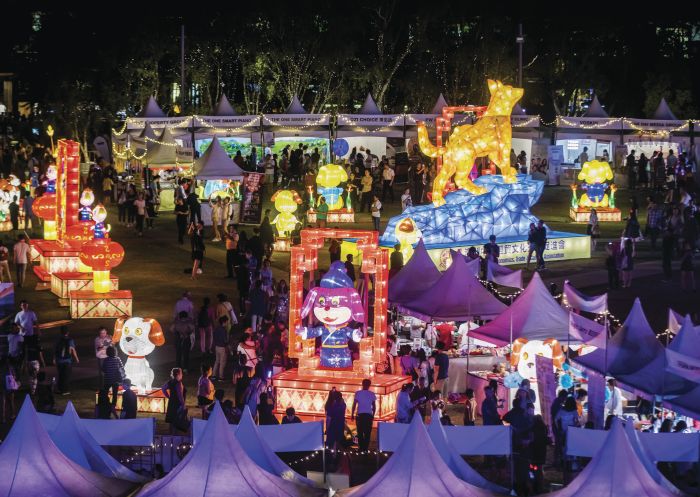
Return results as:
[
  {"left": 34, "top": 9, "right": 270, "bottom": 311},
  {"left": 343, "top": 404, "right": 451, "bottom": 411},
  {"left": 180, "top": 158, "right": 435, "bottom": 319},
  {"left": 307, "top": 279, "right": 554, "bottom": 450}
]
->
[{"left": 54, "top": 326, "right": 79, "bottom": 395}]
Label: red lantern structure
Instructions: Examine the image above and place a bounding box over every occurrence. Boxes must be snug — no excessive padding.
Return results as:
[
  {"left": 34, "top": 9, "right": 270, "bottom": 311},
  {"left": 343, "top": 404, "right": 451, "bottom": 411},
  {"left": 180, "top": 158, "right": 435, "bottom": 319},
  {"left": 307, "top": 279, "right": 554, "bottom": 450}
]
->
[
  {"left": 79, "top": 238, "right": 125, "bottom": 293},
  {"left": 32, "top": 194, "right": 58, "bottom": 240}
]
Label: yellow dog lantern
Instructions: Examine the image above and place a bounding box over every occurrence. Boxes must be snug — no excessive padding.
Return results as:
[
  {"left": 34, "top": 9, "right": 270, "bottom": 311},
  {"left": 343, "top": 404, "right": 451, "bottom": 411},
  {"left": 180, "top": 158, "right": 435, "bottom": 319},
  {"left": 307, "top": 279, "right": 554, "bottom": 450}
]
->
[
  {"left": 577, "top": 160, "right": 614, "bottom": 208},
  {"left": 271, "top": 189, "right": 303, "bottom": 237},
  {"left": 418, "top": 80, "right": 523, "bottom": 206}
]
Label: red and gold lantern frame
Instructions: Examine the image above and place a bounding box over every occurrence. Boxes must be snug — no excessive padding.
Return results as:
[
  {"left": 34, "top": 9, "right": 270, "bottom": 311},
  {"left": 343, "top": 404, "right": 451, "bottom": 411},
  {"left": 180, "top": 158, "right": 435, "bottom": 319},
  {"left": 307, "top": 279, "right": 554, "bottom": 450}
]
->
[
  {"left": 288, "top": 228, "right": 389, "bottom": 368},
  {"left": 79, "top": 238, "right": 125, "bottom": 293}
]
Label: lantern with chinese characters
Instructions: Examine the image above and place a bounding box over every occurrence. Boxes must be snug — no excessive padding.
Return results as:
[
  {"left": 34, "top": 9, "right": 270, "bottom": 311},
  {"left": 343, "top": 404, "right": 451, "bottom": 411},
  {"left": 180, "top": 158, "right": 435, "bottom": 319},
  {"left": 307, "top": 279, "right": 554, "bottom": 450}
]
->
[
  {"left": 316, "top": 164, "right": 348, "bottom": 210},
  {"left": 271, "top": 189, "right": 302, "bottom": 237},
  {"left": 79, "top": 189, "right": 95, "bottom": 221},
  {"left": 32, "top": 193, "right": 58, "bottom": 240}
]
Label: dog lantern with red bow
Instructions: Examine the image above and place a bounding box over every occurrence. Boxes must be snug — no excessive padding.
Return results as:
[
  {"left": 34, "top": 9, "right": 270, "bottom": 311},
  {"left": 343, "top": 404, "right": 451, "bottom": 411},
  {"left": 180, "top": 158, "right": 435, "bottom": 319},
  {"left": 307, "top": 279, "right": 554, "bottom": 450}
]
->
[{"left": 114, "top": 317, "right": 165, "bottom": 394}]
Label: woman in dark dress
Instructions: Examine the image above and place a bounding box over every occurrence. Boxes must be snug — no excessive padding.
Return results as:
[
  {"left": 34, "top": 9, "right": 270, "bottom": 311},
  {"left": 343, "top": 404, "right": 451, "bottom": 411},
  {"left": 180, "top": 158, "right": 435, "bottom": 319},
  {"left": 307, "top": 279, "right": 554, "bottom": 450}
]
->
[
  {"left": 162, "top": 367, "right": 186, "bottom": 434},
  {"left": 325, "top": 389, "right": 346, "bottom": 450},
  {"left": 190, "top": 221, "right": 205, "bottom": 279}
]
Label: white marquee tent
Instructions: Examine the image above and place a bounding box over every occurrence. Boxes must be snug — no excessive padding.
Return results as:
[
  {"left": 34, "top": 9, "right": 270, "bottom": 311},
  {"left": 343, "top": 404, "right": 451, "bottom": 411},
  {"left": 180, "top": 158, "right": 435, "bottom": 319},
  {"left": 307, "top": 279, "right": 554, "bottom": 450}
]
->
[{"left": 192, "top": 136, "right": 245, "bottom": 180}]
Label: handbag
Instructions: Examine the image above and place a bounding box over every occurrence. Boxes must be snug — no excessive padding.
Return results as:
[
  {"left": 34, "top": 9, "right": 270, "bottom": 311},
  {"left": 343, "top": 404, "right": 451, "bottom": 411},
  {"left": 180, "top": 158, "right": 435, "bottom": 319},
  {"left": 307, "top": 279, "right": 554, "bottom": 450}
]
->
[
  {"left": 5, "top": 373, "right": 19, "bottom": 391},
  {"left": 174, "top": 406, "right": 190, "bottom": 432}
]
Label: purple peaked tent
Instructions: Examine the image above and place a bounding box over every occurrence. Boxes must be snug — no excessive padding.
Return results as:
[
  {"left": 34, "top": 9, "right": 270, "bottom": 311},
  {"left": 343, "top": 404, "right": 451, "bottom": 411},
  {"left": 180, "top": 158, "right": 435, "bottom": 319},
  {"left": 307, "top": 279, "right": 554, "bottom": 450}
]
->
[
  {"left": 388, "top": 239, "right": 441, "bottom": 305},
  {"left": 426, "top": 415, "right": 508, "bottom": 493},
  {"left": 399, "top": 254, "right": 506, "bottom": 322},
  {"left": 137, "top": 403, "right": 323, "bottom": 497},
  {"left": 544, "top": 419, "right": 680, "bottom": 497},
  {"left": 469, "top": 272, "right": 569, "bottom": 346},
  {"left": 337, "top": 413, "right": 498, "bottom": 497},
  {"left": 575, "top": 299, "right": 693, "bottom": 397},
  {"left": 0, "top": 397, "right": 136, "bottom": 497}
]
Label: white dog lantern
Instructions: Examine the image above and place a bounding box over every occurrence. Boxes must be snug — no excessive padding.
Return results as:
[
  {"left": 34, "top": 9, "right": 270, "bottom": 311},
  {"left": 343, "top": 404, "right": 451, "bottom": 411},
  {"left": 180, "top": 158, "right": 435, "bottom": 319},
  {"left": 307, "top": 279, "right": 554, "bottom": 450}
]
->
[{"left": 114, "top": 317, "right": 165, "bottom": 394}]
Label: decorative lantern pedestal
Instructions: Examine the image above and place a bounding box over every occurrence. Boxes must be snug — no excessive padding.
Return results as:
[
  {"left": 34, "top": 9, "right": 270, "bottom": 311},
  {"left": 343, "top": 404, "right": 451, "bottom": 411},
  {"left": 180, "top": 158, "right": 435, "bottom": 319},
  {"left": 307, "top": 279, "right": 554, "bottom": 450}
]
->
[
  {"left": 51, "top": 272, "right": 119, "bottom": 306},
  {"left": 306, "top": 209, "right": 355, "bottom": 224},
  {"left": 271, "top": 369, "right": 409, "bottom": 423},
  {"left": 69, "top": 290, "right": 132, "bottom": 319},
  {"left": 30, "top": 240, "right": 81, "bottom": 282},
  {"left": 570, "top": 206, "right": 622, "bottom": 223},
  {"left": 97, "top": 387, "right": 166, "bottom": 414}
]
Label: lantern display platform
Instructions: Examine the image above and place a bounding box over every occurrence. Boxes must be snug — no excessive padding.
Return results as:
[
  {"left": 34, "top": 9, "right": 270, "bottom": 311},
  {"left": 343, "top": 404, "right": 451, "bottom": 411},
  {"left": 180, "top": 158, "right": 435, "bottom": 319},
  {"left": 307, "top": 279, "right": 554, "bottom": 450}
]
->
[
  {"left": 30, "top": 239, "right": 81, "bottom": 282},
  {"left": 272, "top": 369, "right": 410, "bottom": 422},
  {"left": 69, "top": 290, "right": 132, "bottom": 319},
  {"left": 51, "top": 272, "right": 119, "bottom": 305},
  {"left": 97, "top": 387, "right": 166, "bottom": 414},
  {"left": 570, "top": 206, "right": 622, "bottom": 223},
  {"left": 272, "top": 238, "right": 292, "bottom": 252},
  {"left": 306, "top": 209, "right": 355, "bottom": 224}
]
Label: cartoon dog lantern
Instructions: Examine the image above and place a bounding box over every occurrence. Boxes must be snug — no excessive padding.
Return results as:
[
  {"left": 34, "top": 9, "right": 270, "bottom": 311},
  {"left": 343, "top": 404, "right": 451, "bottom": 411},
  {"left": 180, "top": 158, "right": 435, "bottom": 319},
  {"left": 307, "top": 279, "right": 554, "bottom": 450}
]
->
[
  {"left": 296, "top": 261, "right": 365, "bottom": 369},
  {"left": 114, "top": 317, "right": 165, "bottom": 393},
  {"left": 577, "top": 160, "right": 614, "bottom": 208}
]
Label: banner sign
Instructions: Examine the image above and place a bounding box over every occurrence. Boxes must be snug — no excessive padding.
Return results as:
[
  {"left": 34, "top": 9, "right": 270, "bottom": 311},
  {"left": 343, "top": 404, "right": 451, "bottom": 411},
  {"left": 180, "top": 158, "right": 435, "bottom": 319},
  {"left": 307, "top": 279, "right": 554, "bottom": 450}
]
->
[
  {"left": 622, "top": 118, "right": 688, "bottom": 132},
  {"left": 563, "top": 280, "right": 607, "bottom": 314},
  {"left": 262, "top": 114, "right": 330, "bottom": 128},
  {"left": 569, "top": 312, "right": 607, "bottom": 348},
  {"left": 535, "top": 355, "right": 557, "bottom": 436},
  {"left": 126, "top": 117, "right": 192, "bottom": 130},
  {"left": 240, "top": 172, "right": 265, "bottom": 224},
  {"left": 556, "top": 116, "right": 622, "bottom": 131},
  {"left": 547, "top": 145, "right": 564, "bottom": 185},
  {"left": 194, "top": 115, "right": 261, "bottom": 129},
  {"left": 666, "top": 348, "right": 700, "bottom": 382},
  {"left": 586, "top": 369, "right": 606, "bottom": 429}
]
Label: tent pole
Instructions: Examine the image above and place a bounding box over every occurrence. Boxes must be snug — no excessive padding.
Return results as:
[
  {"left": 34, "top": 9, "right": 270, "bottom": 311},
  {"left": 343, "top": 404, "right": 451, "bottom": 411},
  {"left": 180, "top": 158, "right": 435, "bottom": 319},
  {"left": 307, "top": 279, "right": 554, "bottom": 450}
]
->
[{"left": 322, "top": 446, "right": 327, "bottom": 483}]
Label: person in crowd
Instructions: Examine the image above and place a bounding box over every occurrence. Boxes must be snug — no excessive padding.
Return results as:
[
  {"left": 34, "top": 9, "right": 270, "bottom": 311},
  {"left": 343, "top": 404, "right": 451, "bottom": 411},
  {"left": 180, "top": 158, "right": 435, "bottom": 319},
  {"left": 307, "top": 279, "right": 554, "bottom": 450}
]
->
[
  {"left": 432, "top": 341, "right": 449, "bottom": 395},
  {"left": 94, "top": 326, "right": 112, "bottom": 383},
  {"left": 587, "top": 208, "right": 600, "bottom": 252},
  {"left": 22, "top": 190, "right": 35, "bottom": 231},
  {"left": 381, "top": 163, "right": 395, "bottom": 202},
  {"left": 645, "top": 197, "right": 662, "bottom": 250},
  {"left": 325, "top": 389, "right": 346, "bottom": 450},
  {"left": 35, "top": 371, "right": 55, "bottom": 414},
  {"left": 329, "top": 237, "right": 341, "bottom": 263},
  {"left": 196, "top": 297, "right": 215, "bottom": 355},
  {"left": 351, "top": 379, "right": 377, "bottom": 451},
  {"left": 12, "top": 234, "right": 30, "bottom": 287},
  {"left": 389, "top": 243, "right": 404, "bottom": 278},
  {"left": 525, "top": 223, "right": 537, "bottom": 270},
  {"left": 189, "top": 221, "right": 206, "bottom": 279},
  {"left": 210, "top": 196, "right": 223, "bottom": 242},
  {"left": 534, "top": 220, "right": 548, "bottom": 270},
  {"left": 162, "top": 368, "right": 186, "bottom": 434},
  {"left": 395, "top": 383, "right": 416, "bottom": 423},
  {"left": 661, "top": 228, "right": 675, "bottom": 282},
  {"left": 680, "top": 240, "right": 696, "bottom": 291},
  {"left": 257, "top": 392, "right": 279, "bottom": 425},
  {"left": 344, "top": 254, "right": 356, "bottom": 285},
  {"left": 360, "top": 170, "right": 374, "bottom": 212},
  {"left": 605, "top": 242, "right": 620, "bottom": 289},
  {"left": 638, "top": 152, "right": 649, "bottom": 188},
  {"left": 400, "top": 188, "right": 412, "bottom": 211},
  {"left": 481, "top": 385, "right": 502, "bottom": 426},
  {"left": 282, "top": 406, "right": 302, "bottom": 424},
  {"left": 627, "top": 149, "right": 637, "bottom": 190},
  {"left": 174, "top": 197, "right": 189, "bottom": 245},
  {"left": 503, "top": 399, "right": 534, "bottom": 495},
  {"left": 187, "top": 191, "right": 202, "bottom": 225},
  {"left": 578, "top": 146, "right": 589, "bottom": 165},
  {"left": 238, "top": 330, "right": 259, "bottom": 377},
  {"left": 315, "top": 196, "right": 329, "bottom": 228},
  {"left": 483, "top": 235, "right": 500, "bottom": 264},
  {"left": 411, "top": 377, "right": 431, "bottom": 420},
  {"left": 605, "top": 378, "right": 623, "bottom": 417},
  {"left": 9, "top": 196, "right": 19, "bottom": 231},
  {"left": 101, "top": 346, "right": 124, "bottom": 417},
  {"left": 212, "top": 316, "right": 229, "bottom": 381},
  {"left": 463, "top": 388, "right": 477, "bottom": 426},
  {"left": 197, "top": 364, "right": 216, "bottom": 417},
  {"left": 224, "top": 225, "right": 240, "bottom": 278},
  {"left": 0, "top": 240, "right": 11, "bottom": 283},
  {"left": 173, "top": 291, "right": 194, "bottom": 319},
  {"left": 620, "top": 238, "right": 636, "bottom": 288},
  {"left": 531, "top": 414, "right": 549, "bottom": 493},
  {"left": 54, "top": 326, "right": 79, "bottom": 395},
  {"left": 249, "top": 280, "right": 269, "bottom": 333},
  {"left": 216, "top": 293, "right": 238, "bottom": 332},
  {"left": 133, "top": 191, "right": 146, "bottom": 236},
  {"left": 260, "top": 209, "right": 275, "bottom": 256},
  {"left": 370, "top": 195, "right": 383, "bottom": 232},
  {"left": 118, "top": 378, "right": 137, "bottom": 419},
  {"left": 170, "top": 310, "right": 195, "bottom": 373},
  {"left": 243, "top": 364, "right": 267, "bottom": 420},
  {"left": 624, "top": 210, "right": 641, "bottom": 240}
]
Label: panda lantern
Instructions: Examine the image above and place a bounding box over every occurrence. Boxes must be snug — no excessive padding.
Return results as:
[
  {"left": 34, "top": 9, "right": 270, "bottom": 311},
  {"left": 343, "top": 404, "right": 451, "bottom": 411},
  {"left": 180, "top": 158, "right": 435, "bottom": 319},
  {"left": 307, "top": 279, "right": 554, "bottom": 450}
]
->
[{"left": 296, "top": 261, "right": 365, "bottom": 369}]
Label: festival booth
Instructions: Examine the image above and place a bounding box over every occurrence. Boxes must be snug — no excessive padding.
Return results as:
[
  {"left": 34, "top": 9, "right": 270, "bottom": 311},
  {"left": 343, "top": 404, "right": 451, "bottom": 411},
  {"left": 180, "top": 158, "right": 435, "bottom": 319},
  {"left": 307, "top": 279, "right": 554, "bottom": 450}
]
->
[
  {"left": 554, "top": 96, "right": 624, "bottom": 185},
  {"left": 510, "top": 103, "right": 548, "bottom": 173},
  {"left": 621, "top": 98, "right": 690, "bottom": 160},
  {"left": 262, "top": 95, "right": 331, "bottom": 160},
  {"left": 575, "top": 299, "right": 695, "bottom": 402},
  {"left": 142, "top": 126, "right": 193, "bottom": 210},
  {"left": 192, "top": 136, "right": 245, "bottom": 226},
  {"left": 378, "top": 415, "right": 510, "bottom": 493},
  {"left": 272, "top": 228, "right": 410, "bottom": 422},
  {"left": 338, "top": 414, "right": 499, "bottom": 497},
  {"left": 387, "top": 239, "right": 442, "bottom": 305},
  {"left": 136, "top": 404, "right": 324, "bottom": 497},
  {"left": 0, "top": 398, "right": 138, "bottom": 497},
  {"left": 661, "top": 315, "right": 700, "bottom": 418},
  {"left": 552, "top": 418, "right": 684, "bottom": 497},
  {"left": 335, "top": 93, "right": 407, "bottom": 174}
]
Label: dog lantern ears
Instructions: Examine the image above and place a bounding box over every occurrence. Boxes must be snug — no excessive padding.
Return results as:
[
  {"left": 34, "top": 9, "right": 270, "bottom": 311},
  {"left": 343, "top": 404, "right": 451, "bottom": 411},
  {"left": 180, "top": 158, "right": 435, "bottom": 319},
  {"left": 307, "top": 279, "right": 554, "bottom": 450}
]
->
[{"left": 113, "top": 317, "right": 165, "bottom": 347}]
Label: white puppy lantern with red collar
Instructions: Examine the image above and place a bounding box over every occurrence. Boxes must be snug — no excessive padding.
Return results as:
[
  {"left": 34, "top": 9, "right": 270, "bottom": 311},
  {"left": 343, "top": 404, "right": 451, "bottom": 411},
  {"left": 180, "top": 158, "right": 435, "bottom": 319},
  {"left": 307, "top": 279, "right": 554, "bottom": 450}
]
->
[{"left": 114, "top": 317, "right": 165, "bottom": 394}]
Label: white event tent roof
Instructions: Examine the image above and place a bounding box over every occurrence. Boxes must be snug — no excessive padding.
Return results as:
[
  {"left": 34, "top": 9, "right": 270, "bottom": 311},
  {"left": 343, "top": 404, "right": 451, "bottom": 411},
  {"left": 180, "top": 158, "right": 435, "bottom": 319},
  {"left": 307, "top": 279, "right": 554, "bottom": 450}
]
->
[{"left": 192, "top": 136, "right": 245, "bottom": 180}]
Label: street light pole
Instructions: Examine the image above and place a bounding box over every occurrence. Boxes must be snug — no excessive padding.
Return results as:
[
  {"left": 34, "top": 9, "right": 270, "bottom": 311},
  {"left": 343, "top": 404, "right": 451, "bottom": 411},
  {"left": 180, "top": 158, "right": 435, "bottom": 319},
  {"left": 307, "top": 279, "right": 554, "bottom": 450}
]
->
[
  {"left": 516, "top": 23, "right": 524, "bottom": 88},
  {"left": 180, "top": 24, "right": 185, "bottom": 112}
]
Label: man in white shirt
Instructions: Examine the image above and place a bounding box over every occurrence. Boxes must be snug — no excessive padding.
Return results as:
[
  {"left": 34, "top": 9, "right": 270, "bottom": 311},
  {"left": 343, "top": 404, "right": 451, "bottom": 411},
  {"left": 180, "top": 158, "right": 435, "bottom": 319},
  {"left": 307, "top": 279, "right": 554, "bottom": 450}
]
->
[
  {"left": 12, "top": 234, "right": 31, "bottom": 287},
  {"left": 351, "top": 379, "right": 377, "bottom": 451},
  {"left": 14, "top": 300, "right": 38, "bottom": 337},
  {"left": 371, "top": 195, "right": 382, "bottom": 232},
  {"left": 605, "top": 378, "right": 624, "bottom": 417},
  {"left": 173, "top": 291, "right": 194, "bottom": 319},
  {"left": 381, "top": 164, "right": 395, "bottom": 203}
]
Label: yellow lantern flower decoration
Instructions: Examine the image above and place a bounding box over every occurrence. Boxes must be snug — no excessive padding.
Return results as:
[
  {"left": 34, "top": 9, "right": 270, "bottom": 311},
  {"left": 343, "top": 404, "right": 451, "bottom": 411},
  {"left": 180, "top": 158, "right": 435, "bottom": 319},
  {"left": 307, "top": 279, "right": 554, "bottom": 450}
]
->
[
  {"left": 394, "top": 217, "right": 421, "bottom": 261},
  {"left": 316, "top": 163, "right": 348, "bottom": 210},
  {"left": 271, "top": 190, "right": 302, "bottom": 237},
  {"left": 577, "top": 160, "right": 614, "bottom": 208},
  {"left": 417, "top": 80, "right": 522, "bottom": 206}
]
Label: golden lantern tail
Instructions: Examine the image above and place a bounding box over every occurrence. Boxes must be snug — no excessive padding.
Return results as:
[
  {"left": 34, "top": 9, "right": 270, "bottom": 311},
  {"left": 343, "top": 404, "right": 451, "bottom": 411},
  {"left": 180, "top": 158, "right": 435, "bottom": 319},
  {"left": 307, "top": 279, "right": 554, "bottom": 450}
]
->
[{"left": 417, "top": 123, "right": 442, "bottom": 158}]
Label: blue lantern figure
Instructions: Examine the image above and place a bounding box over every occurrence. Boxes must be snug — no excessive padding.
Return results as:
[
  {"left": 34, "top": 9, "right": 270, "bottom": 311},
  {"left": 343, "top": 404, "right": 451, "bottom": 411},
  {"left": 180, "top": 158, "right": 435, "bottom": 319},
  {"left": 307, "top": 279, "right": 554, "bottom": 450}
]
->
[
  {"left": 296, "top": 261, "right": 365, "bottom": 369},
  {"left": 91, "top": 204, "right": 110, "bottom": 240},
  {"left": 78, "top": 189, "right": 95, "bottom": 222}
]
